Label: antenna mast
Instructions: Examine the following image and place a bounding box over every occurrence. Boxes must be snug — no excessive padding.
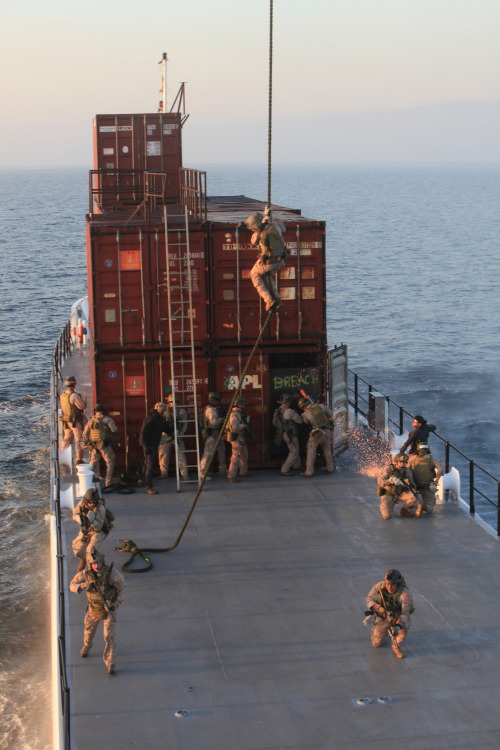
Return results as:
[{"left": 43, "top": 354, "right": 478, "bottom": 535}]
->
[{"left": 158, "top": 52, "right": 168, "bottom": 113}]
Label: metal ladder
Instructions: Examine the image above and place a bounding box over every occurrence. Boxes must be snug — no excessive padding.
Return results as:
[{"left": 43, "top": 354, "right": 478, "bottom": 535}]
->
[{"left": 163, "top": 205, "right": 201, "bottom": 491}]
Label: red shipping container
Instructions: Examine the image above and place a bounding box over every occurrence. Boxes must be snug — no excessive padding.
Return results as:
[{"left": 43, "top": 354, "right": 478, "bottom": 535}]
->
[
  {"left": 208, "top": 217, "right": 326, "bottom": 345},
  {"left": 86, "top": 221, "right": 209, "bottom": 351},
  {"left": 91, "top": 350, "right": 210, "bottom": 470},
  {"left": 93, "top": 113, "right": 182, "bottom": 205}
]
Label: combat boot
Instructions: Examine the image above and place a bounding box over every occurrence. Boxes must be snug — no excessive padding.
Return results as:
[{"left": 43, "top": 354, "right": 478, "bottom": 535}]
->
[
  {"left": 400, "top": 507, "right": 414, "bottom": 518},
  {"left": 80, "top": 646, "right": 90, "bottom": 658},
  {"left": 108, "top": 664, "right": 116, "bottom": 674},
  {"left": 391, "top": 640, "right": 405, "bottom": 659}
]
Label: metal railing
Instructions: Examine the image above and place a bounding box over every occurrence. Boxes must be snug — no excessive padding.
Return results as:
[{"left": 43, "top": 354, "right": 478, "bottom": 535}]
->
[
  {"left": 50, "top": 321, "right": 74, "bottom": 749},
  {"left": 349, "top": 369, "right": 500, "bottom": 536},
  {"left": 180, "top": 168, "right": 207, "bottom": 221}
]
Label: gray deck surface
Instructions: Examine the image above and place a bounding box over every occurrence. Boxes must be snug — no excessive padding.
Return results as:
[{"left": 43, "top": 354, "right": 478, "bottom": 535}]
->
[{"left": 63, "top": 456, "right": 500, "bottom": 750}]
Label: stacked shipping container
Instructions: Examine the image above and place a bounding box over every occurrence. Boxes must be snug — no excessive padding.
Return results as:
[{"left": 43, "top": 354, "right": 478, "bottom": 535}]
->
[{"left": 87, "top": 114, "right": 328, "bottom": 470}]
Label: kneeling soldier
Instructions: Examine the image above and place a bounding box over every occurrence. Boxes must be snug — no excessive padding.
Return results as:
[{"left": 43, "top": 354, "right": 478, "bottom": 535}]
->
[
  {"left": 70, "top": 549, "right": 126, "bottom": 675},
  {"left": 377, "top": 453, "right": 422, "bottom": 519},
  {"left": 72, "top": 488, "right": 110, "bottom": 571},
  {"left": 407, "top": 443, "right": 443, "bottom": 514},
  {"left": 365, "top": 569, "right": 414, "bottom": 659}
]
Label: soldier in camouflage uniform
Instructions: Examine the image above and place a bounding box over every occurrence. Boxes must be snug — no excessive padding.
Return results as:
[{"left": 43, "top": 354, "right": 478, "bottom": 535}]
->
[
  {"left": 407, "top": 443, "right": 443, "bottom": 514},
  {"left": 60, "top": 375, "right": 87, "bottom": 464},
  {"left": 200, "top": 391, "right": 228, "bottom": 480},
  {"left": 365, "top": 569, "right": 414, "bottom": 659},
  {"left": 226, "top": 396, "right": 250, "bottom": 483},
  {"left": 298, "top": 397, "right": 334, "bottom": 477},
  {"left": 70, "top": 549, "right": 126, "bottom": 675},
  {"left": 377, "top": 453, "right": 422, "bottom": 519},
  {"left": 82, "top": 404, "right": 118, "bottom": 486},
  {"left": 72, "top": 488, "right": 108, "bottom": 571},
  {"left": 247, "top": 211, "right": 288, "bottom": 312},
  {"left": 159, "top": 394, "right": 190, "bottom": 480},
  {"left": 272, "top": 394, "right": 303, "bottom": 475}
]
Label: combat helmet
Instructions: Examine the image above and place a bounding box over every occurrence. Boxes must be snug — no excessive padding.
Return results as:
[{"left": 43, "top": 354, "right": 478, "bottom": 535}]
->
[
  {"left": 208, "top": 391, "right": 221, "bottom": 403},
  {"left": 384, "top": 569, "right": 403, "bottom": 585},
  {"left": 64, "top": 375, "right": 77, "bottom": 386},
  {"left": 245, "top": 212, "right": 264, "bottom": 230},
  {"left": 155, "top": 402, "right": 167, "bottom": 411},
  {"left": 297, "top": 397, "right": 311, "bottom": 410},
  {"left": 235, "top": 396, "right": 246, "bottom": 408},
  {"left": 393, "top": 453, "right": 407, "bottom": 463},
  {"left": 417, "top": 442, "right": 430, "bottom": 453},
  {"left": 94, "top": 403, "right": 105, "bottom": 413},
  {"left": 86, "top": 548, "right": 105, "bottom": 565},
  {"left": 83, "top": 488, "right": 99, "bottom": 504},
  {"left": 277, "top": 393, "right": 292, "bottom": 404}
]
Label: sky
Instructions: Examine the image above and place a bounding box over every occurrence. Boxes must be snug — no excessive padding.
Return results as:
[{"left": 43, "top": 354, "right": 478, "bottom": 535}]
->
[{"left": 1, "top": 0, "right": 499, "bottom": 167}]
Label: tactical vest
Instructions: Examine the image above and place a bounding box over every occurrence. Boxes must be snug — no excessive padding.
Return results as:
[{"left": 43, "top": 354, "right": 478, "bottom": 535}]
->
[
  {"left": 308, "top": 404, "right": 330, "bottom": 430},
  {"left": 89, "top": 417, "right": 114, "bottom": 449},
  {"left": 259, "top": 223, "right": 287, "bottom": 261},
  {"left": 85, "top": 564, "right": 118, "bottom": 619},
  {"left": 378, "top": 586, "right": 403, "bottom": 617},
  {"left": 60, "top": 390, "right": 84, "bottom": 425},
  {"left": 384, "top": 466, "right": 408, "bottom": 496},
  {"left": 204, "top": 405, "right": 225, "bottom": 430},
  {"left": 274, "top": 408, "right": 298, "bottom": 437},
  {"left": 411, "top": 454, "right": 435, "bottom": 485}
]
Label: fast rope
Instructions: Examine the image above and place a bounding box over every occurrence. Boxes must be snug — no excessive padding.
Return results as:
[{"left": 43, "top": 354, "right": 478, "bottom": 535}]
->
[
  {"left": 116, "top": 309, "right": 276, "bottom": 572},
  {"left": 267, "top": 0, "right": 274, "bottom": 209}
]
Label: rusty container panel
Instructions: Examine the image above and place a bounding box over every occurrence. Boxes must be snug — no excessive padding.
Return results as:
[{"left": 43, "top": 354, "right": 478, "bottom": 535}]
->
[
  {"left": 87, "top": 223, "right": 209, "bottom": 351},
  {"left": 92, "top": 351, "right": 209, "bottom": 470},
  {"left": 212, "top": 345, "right": 325, "bottom": 468},
  {"left": 152, "top": 223, "right": 209, "bottom": 348},
  {"left": 209, "top": 220, "right": 327, "bottom": 345},
  {"left": 93, "top": 114, "right": 182, "bottom": 206}
]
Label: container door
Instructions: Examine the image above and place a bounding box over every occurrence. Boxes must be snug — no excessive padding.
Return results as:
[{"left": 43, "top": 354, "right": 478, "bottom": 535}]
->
[{"left": 327, "top": 344, "right": 349, "bottom": 455}]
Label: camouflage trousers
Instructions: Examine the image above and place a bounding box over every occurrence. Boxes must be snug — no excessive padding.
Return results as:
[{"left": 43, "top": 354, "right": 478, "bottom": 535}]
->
[
  {"left": 416, "top": 483, "right": 437, "bottom": 513},
  {"left": 158, "top": 438, "right": 188, "bottom": 479},
  {"left": 371, "top": 615, "right": 410, "bottom": 649},
  {"left": 250, "top": 258, "right": 285, "bottom": 305},
  {"left": 89, "top": 445, "right": 115, "bottom": 486},
  {"left": 72, "top": 530, "right": 106, "bottom": 562},
  {"left": 305, "top": 431, "right": 334, "bottom": 475},
  {"left": 200, "top": 434, "right": 228, "bottom": 475},
  {"left": 379, "top": 491, "right": 421, "bottom": 520},
  {"left": 227, "top": 438, "right": 248, "bottom": 479},
  {"left": 61, "top": 423, "right": 85, "bottom": 464},
  {"left": 281, "top": 434, "right": 301, "bottom": 474},
  {"left": 83, "top": 607, "right": 116, "bottom": 669}
]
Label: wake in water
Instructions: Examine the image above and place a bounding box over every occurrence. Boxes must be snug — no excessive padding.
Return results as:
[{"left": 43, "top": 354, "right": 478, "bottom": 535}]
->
[{"left": 0, "top": 398, "right": 52, "bottom": 750}]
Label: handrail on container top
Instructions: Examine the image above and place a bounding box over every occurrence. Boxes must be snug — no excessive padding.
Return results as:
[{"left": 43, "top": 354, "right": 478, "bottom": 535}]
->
[{"left": 347, "top": 368, "right": 500, "bottom": 536}]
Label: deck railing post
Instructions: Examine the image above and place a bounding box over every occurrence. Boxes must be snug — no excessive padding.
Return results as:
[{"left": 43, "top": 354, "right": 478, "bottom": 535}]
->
[
  {"left": 354, "top": 374, "right": 359, "bottom": 419},
  {"left": 469, "top": 460, "right": 475, "bottom": 515},
  {"left": 445, "top": 442, "right": 450, "bottom": 474},
  {"left": 497, "top": 482, "right": 500, "bottom": 537},
  {"left": 399, "top": 407, "right": 404, "bottom": 435}
]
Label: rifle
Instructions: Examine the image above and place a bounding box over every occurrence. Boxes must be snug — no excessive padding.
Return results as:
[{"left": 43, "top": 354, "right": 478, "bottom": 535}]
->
[
  {"left": 88, "top": 564, "right": 116, "bottom": 622},
  {"left": 379, "top": 589, "right": 402, "bottom": 643}
]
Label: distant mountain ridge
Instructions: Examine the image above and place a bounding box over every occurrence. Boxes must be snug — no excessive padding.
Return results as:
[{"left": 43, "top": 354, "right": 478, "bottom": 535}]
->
[{"left": 185, "top": 100, "right": 500, "bottom": 164}]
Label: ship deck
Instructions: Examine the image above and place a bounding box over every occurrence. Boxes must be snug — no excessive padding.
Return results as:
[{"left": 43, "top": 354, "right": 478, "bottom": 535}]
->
[{"left": 63, "top": 455, "right": 500, "bottom": 749}]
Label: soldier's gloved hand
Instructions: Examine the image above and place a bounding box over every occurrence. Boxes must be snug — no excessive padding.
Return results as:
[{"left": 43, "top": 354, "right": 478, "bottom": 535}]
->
[
  {"left": 87, "top": 510, "right": 96, "bottom": 522},
  {"left": 429, "top": 482, "right": 437, "bottom": 491}
]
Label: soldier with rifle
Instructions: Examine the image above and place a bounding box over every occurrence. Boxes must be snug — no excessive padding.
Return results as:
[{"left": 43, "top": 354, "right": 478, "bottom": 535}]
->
[
  {"left": 377, "top": 453, "right": 423, "bottom": 519},
  {"left": 72, "top": 488, "right": 110, "bottom": 571},
  {"left": 70, "top": 549, "right": 126, "bottom": 675},
  {"left": 272, "top": 393, "right": 303, "bottom": 476},
  {"left": 365, "top": 569, "right": 414, "bottom": 659}
]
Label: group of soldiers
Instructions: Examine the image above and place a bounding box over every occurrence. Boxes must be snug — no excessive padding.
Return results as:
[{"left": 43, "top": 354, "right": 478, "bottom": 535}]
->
[{"left": 377, "top": 415, "right": 443, "bottom": 520}]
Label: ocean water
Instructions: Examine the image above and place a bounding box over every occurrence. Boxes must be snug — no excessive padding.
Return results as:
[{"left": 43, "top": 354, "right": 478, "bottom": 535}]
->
[{"left": 0, "top": 163, "right": 499, "bottom": 747}]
